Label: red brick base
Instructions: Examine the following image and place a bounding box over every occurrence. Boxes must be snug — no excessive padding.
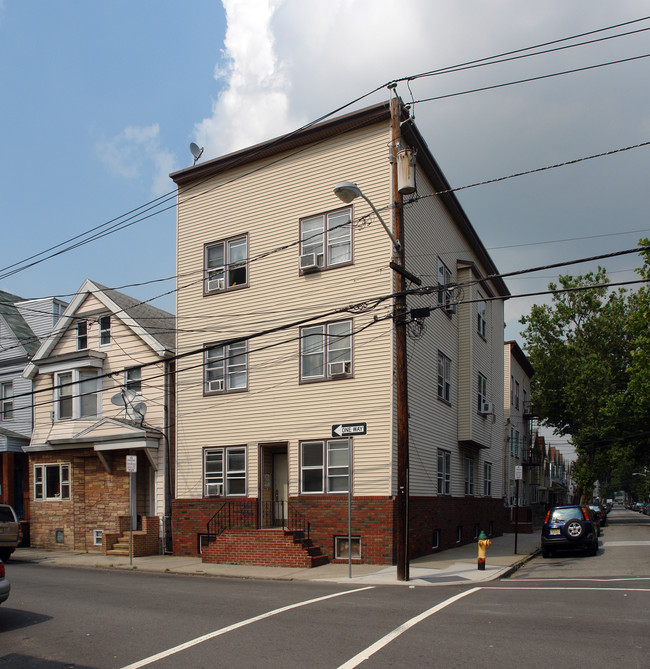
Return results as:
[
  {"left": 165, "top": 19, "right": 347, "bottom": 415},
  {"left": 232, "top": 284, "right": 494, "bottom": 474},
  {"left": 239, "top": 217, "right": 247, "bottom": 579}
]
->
[{"left": 172, "top": 495, "right": 508, "bottom": 565}]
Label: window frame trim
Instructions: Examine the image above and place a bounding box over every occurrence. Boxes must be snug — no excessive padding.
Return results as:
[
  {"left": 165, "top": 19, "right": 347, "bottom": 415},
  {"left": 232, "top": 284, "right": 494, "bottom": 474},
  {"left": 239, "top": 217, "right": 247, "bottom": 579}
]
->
[
  {"left": 299, "top": 438, "right": 351, "bottom": 495},
  {"left": 299, "top": 318, "right": 353, "bottom": 383},
  {"left": 203, "top": 340, "right": 249, "bottom": 396},
  {"left": 202, "top": 445, "right": 248, "bottom": 497},
  {"left": 0, "top": 381, "right": 13, "bottom": 421},
  {"left": 54, "top": 369, "right": 101, "bottom": 421},
  {"left": 298, "top": 206, "right": 353, "bottom": 274},
  {"left": 34, "top": 462, "right": 71, "bottom": 501},
  {"left": 203, "top": 233, "right": 250, "bottom": 296}
]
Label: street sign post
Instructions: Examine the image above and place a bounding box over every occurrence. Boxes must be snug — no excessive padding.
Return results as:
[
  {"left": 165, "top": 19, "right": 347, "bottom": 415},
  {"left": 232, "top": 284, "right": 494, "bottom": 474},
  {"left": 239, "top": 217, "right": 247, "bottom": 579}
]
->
[
  {"left": 332, "top": 423, "right": 367, "bottom": 438},
  {"left": 126, "top": 455, "right": 137, "bottom": 565}
]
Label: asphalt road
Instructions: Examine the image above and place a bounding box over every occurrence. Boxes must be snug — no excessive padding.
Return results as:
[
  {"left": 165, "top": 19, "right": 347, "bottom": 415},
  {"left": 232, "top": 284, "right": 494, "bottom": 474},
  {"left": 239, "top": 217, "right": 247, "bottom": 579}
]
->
[{"left": 1, "top": 508, "right": 648, "bottom": 669}]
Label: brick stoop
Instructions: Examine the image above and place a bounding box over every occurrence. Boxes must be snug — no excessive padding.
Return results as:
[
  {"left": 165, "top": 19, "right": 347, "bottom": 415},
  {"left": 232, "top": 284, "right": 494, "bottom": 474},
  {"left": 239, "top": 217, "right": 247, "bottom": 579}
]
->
[
  {"left": 103, "top": 516, "right": 161, "bottom": 557},
  {"left": 201, "top": 528, "right": 329, "bottom": 568}
]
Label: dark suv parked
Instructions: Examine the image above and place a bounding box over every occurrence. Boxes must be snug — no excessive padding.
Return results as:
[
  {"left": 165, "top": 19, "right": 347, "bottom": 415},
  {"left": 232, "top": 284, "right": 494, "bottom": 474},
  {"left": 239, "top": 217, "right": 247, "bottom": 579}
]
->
[{"left": 541, "top": 505, "right": 599, "bottom": 558}]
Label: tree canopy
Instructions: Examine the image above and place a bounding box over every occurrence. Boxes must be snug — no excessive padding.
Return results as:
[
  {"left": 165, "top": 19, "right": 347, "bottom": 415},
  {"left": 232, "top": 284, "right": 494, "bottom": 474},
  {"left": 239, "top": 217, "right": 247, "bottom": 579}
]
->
[{"left": 519, "top": 241, "right": 650, "bottom": 501}]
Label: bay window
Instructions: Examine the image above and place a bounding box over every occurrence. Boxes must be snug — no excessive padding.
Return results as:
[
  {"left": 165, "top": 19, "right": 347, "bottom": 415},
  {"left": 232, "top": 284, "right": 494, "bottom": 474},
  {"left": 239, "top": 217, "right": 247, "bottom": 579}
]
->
[
  {"left": 55, "top": 370, "right": 100, "bottom": 420},
  {"left": 1, "top": 382, "right": 13, "bottom": 421}
]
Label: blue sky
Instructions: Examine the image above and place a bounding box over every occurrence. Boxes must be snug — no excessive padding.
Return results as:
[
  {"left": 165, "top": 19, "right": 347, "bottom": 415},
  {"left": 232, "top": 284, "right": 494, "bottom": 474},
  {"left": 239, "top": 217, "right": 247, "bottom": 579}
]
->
[{"left": 2, "top": 1, "right": 649, "bottom": 457}]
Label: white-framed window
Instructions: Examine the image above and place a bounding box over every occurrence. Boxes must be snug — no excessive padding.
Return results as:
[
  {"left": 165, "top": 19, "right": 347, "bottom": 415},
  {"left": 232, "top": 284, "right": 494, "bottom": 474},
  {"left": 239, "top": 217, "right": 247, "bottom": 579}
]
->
[
  {"left": 204, "top": 341, "right": 248, "bottom": 394},
  {"left": 299, "top": 207, "right": 352, "bottom": 271},
  {"left": 55, "top": 370, "right": 100, "bottom": 420},
  {"left": 124, "top": 367, "right": 142, "bottom": 393},
  {"left": 437, "top": 258, "right": 453, "bottom": 310},
  {"left": 204, "top": 235, "right": 248, "bottom": 294},
  {"left": 53, "top": 301, "right": 65, "bottom": 326},
  {"left": 203, "top": 446, "right": 247, "bottom": 496},
  {"left": 464, "top": 455, "right": 475, "bottom": 496},
  {"left": 34, "top": 463, "right": 71, "bottom": 500},
  {"left": 1, "top": 382, "right": 13, "bottom": 421},
  {"left": 300, "top": 320, "right": 352, "bottom": 381},
  {"left": 93, "top": 529, "right": 104, "bottom": 546},
  {"left": 300, "top": 439, "right": 350, "bottom": 494},
  {"left": 437, "top": 449, "right": 451, "bottom": 495},
  {"left": 514, "top": 381, "right": 520, "bottom": 410},
  {"left": 477, "top": 373, "right": 487, "bottom": 412},
  {"left": 437, "top": 352, "right": 451, "bottom": 403},
  {"left": 477, "top": 294, "right": 487, "bottom": 338},
  {"left": 76, "top": 320, "right": 88, "bottom": 350},
  {"left": 432, "top": 529, "right": 440, "bottom": 550},
  {"left": 99, "top": 315, "right": 111, "bottom": 346},
  {"left": 335, "top": 536, "right": 361, "bottom": 559},
  {"left": 484, "top": 462, "right": 492, "bottom": 496}
]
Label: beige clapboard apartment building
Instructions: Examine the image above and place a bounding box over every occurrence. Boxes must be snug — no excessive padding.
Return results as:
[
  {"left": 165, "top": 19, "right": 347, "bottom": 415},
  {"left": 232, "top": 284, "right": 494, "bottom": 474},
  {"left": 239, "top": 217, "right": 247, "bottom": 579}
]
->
[
  {"left": 170, "top": 99, "right": 510, "bottom": 566},
  {"left": 23, "top": 280, "right": 175, "bottom": 554}
]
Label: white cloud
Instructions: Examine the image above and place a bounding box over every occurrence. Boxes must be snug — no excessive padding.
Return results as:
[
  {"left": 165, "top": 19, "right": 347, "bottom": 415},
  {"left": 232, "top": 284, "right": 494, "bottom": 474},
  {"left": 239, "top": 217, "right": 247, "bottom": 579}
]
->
[
  {"left": 96, "top": 124, "right": 176, "bottom": 196},
  {"left": 194, "top": 0, "right": 303, "bottom": 158}
]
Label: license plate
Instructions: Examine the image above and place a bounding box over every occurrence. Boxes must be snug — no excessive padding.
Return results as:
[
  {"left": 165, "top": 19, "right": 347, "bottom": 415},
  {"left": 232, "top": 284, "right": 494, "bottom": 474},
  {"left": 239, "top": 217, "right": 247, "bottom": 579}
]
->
[{"left": 550, "top": 528, "right": 561, "bottom": 535}]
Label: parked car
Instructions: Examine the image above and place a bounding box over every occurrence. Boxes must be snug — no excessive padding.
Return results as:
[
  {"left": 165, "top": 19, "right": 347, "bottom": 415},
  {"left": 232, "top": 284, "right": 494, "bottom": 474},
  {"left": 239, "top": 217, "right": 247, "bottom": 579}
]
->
[
  {"left": 0, "top": 560, "right": 9, "bottom": 605},
  {"left": 588, "top": 504, "right": 606, "bottom": 531},
  {"left": 634, "top": 502, "right": 645, "bottom": 512},
  {"left": 0, "top": 504, "right": 22, "bottom": 562},
  {"left": 541, "top": 505, "right": 599, "bottom": 558}
]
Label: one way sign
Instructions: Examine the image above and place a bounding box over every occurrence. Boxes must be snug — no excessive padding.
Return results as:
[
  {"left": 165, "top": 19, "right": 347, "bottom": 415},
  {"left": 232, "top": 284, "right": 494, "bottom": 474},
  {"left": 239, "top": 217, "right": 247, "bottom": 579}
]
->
[{"left": 332, "top": 422, "right": 367, "bottom": 437}]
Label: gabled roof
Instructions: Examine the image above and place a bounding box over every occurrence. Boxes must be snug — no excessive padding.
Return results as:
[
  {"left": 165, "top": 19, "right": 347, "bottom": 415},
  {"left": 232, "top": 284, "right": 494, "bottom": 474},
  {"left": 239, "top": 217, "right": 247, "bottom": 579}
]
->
[
  {"left": 0, "top": 289, "right": 40, "bottom": 358},
  {"left": 24, "top": 279, "right": 175, "bottom": 378}
]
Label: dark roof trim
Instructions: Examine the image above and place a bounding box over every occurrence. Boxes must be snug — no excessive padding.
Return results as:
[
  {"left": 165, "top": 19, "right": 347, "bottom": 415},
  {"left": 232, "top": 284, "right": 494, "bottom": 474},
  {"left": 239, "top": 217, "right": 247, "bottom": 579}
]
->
[
  {"left": 505, "top": 340, "right": 535, "bottom": 378},
  {"left": 170, "top": 102, "right": 392, "bottom": 186}
]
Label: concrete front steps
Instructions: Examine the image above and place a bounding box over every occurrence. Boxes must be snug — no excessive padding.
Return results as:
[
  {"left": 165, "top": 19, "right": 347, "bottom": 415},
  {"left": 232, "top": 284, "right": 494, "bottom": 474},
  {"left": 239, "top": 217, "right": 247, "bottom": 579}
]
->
[{"left": 202, "top": 528, "right": 328, "bottom": 568}]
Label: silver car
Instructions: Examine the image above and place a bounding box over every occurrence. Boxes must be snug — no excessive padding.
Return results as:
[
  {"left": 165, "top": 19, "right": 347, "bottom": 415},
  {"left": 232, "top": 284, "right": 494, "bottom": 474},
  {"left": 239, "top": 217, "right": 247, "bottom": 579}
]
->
[{"left": 0, "top": 560, "right": 9, "bottom": 605}]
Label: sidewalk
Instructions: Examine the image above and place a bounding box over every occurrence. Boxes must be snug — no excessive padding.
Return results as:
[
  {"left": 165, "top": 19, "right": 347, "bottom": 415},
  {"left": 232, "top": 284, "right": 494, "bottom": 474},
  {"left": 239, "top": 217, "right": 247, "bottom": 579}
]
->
[{"left": 10, "top": 532, "right": 540, "bottom": 587}]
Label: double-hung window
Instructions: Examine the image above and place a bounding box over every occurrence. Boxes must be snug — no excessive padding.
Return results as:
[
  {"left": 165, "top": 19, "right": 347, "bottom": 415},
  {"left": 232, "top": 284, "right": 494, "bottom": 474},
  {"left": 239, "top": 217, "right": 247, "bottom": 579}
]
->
[
  {"left": 204, "top": 235, "right": 248, "bottom": 294},
  {"left": 125, "top": 367, "right": 142, "bottom": 393},
  {"left": 301, "top": 439, "right": 350, "bottom": 493},
  {"left": 0, "top": 382, "right": 13, "bottom": 421},
  {"left": 34, "top": 463, "right": 70, "bottom": 500},
  {"left": 55, "top": 370, "right": 100, "bottom": 420},
  {"left": 299, "top": 208, "right": 352, "bottom": 271},
  {"left": 437, "top": 258, "right": 453, "bottom": 310},
  {"left": 204, "top": 341, "right": 248, "bottom": 394},
  {"left": 484, "top": 462, "right": 492, "bottom": 496},
  {"left": 437, "top": 352, "right": 451, "bottom": 403},
  {"left": 99, "top": 316, "right": 111, "bottom": 346},
  {"left": 477, "top": 373, "right": 487, "bottom": 413},
  {"left": 76, "top": 320, "right": 88, "bottom": 350},
  {"left": 514, "top": 381, "right": 520, "bottom": 410},
  {"left": 464, "top": 455, "right": 475, "bottom": 495},
  {"left": 300, "top": 320, "right": 352, "bottom": 381},
  {"left": 477, "top": 294, "right": 487, "bottom": 338},
  {"left": 204, "top": 446, "right": 246, "bottom": 496},
  {"left": 437, "top": 449, "right": 451, "bottom": 495}
]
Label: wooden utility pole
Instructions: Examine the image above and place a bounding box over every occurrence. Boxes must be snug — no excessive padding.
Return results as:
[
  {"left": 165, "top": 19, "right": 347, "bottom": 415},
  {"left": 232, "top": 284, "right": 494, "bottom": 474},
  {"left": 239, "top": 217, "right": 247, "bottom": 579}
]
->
[{"left": 391, "top": 93, "right": 410, "bottom": 582}]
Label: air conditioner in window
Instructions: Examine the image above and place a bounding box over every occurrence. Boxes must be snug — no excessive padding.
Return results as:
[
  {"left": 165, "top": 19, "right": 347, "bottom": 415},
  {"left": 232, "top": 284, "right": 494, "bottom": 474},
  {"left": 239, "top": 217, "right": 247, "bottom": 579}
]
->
[
  {"left": 480, "top": 402, "right": 494, "bottom": 415},
  {"left": 208, "top": 277, "right": 225, "bottom": 291},
  {"left": 328, "top": 361, "right": 351, "bottom": 377},
  {"left": 444, "top": 301, "right": 456, "bottom": 315},
  {"left": 299, "top": 253, "right": 323, "bottom": 273},
  {"left": 206, "top": 483, "right": 223, "bottom": 497},
  {"left": 208, "top": 379, "right": 224, "bottom": 392}
]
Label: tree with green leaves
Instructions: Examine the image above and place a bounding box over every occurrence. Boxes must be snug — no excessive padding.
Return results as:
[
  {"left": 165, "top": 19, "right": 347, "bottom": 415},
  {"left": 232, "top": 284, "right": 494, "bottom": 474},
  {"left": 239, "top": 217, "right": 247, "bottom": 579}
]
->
[{"left": 519, "top": 244, "right": 650, "bottom": 501}]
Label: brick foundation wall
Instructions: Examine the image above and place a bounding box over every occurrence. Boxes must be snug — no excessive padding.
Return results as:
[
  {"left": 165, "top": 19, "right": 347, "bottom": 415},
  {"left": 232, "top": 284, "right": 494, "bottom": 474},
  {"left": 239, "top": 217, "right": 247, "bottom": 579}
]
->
[
  {"left": 172, "top": 495, "right": 508, "bottom": 565},
  {"left": 29, "top": 450, "right": 131, "bottom": 552}
]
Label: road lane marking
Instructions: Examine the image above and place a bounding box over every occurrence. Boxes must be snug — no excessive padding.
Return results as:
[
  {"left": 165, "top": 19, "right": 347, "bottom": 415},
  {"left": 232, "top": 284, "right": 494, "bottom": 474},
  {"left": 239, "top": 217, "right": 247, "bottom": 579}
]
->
[
  {"left": 337, "top": 587, "right": 482, "bottom": 669},
  {"left": 121, "top": 586, "right": 374, "bottom": 669},
  {"left": 508, "top": 577, "right": 650, "bottom": 583},
  {"left": 602, "top": 541, "right": 650, "bottom": 546},
  {"left": 492, "top": 586, "right": 650, "bottom": 592}
]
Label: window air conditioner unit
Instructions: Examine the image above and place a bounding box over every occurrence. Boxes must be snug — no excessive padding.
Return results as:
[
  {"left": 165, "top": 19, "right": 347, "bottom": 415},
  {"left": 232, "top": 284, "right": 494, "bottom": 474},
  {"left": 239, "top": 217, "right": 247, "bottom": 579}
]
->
[
  {"left": 208, "top": 277, "right": 225, "bottom": 291},
  {"left": 444, "top": 301, "right": 456, "bottom": 315},
  {"left": 206, "top": 483, "right": 223, "bottom": 497},
  {"left": 328, "top": 361, "right": 350, "bottom": 377},
  {"left": 299, "top": 253, "right": 323, "bottom": 273},
  {"left": 208, "top": 379, "right": 224, "bottom": 392},
  {"left": 480, "top": 402, "right": 494, "bottom": 415}
]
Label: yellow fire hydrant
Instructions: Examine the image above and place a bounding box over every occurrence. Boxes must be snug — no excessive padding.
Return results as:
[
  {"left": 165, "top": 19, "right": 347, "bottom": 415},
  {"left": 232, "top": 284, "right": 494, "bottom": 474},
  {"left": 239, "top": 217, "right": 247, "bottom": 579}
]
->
[{"left": 477, "top": 531, "right": 491, "bottom": 570}]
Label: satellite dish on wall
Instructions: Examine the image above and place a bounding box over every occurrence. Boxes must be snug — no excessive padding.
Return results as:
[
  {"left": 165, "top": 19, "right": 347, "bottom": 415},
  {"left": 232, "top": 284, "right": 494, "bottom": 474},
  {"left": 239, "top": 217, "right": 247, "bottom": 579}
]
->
[
  {"left": 190, "top": 142, "right": 204, "bottom": 165},
  {"left": 110, "top": 389, "right": 137, "bottom": 407}
]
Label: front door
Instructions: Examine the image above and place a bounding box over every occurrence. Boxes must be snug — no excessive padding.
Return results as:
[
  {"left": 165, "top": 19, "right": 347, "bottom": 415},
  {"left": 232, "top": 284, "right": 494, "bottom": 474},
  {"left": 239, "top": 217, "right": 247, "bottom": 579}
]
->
[{"left": 273, "top": 453, "right": 288, "bottom": 526}]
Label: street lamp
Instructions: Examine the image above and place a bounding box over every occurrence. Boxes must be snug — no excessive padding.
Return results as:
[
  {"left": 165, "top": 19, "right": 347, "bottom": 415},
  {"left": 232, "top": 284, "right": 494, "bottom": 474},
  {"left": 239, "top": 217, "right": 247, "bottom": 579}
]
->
[{"left": 333, "top": 180, "right": 410, "bottom": 581}]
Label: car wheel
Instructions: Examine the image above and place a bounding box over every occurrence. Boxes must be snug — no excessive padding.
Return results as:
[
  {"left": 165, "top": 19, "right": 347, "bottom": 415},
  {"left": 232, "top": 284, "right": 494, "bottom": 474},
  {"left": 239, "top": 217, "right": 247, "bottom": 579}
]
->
[
  {"left": 542, "top": 549, "right": 552, "bottom": 558},
  {"left": 564, "top": 519, "right": 585, "bottom": 540},
  {"left": 0, "top": 549, "right": 11, "bottom": 562}
]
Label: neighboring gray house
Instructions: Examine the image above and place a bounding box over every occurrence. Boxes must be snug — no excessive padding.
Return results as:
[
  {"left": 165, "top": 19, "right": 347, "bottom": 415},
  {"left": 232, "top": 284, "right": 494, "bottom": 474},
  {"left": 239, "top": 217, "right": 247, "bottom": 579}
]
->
[{"left": 0, "top": 290, "right": 66, "bottom": 521}]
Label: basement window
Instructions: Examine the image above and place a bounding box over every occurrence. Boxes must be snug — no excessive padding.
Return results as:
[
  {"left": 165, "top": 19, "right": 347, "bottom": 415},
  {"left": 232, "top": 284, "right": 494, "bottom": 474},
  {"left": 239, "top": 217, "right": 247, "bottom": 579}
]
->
[
  {"left": 93, "top": 529, "right": 104, "bottom": 546},
  {"left": 432, "top": 529, "right": 440, "bottom": 550},
  {"left": 335, "top": 536, "right": 361, "bottom": 560},
  {"left": 55, "top": 529, "right": 64, "bottom": 544}
]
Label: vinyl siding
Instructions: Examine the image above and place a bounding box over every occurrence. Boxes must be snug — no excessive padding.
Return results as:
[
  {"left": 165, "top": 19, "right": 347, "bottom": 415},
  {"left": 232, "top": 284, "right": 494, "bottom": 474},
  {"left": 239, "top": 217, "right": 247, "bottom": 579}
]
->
[{"left": 176, "top": 122, "right": 397, "bottom": 499}]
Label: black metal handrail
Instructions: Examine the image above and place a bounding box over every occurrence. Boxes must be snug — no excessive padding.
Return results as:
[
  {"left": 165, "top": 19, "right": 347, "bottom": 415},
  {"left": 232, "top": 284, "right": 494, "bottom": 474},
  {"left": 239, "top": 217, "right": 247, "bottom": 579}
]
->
[{"left": 206, "top": 499, "right": 311, "bottom": 544}]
